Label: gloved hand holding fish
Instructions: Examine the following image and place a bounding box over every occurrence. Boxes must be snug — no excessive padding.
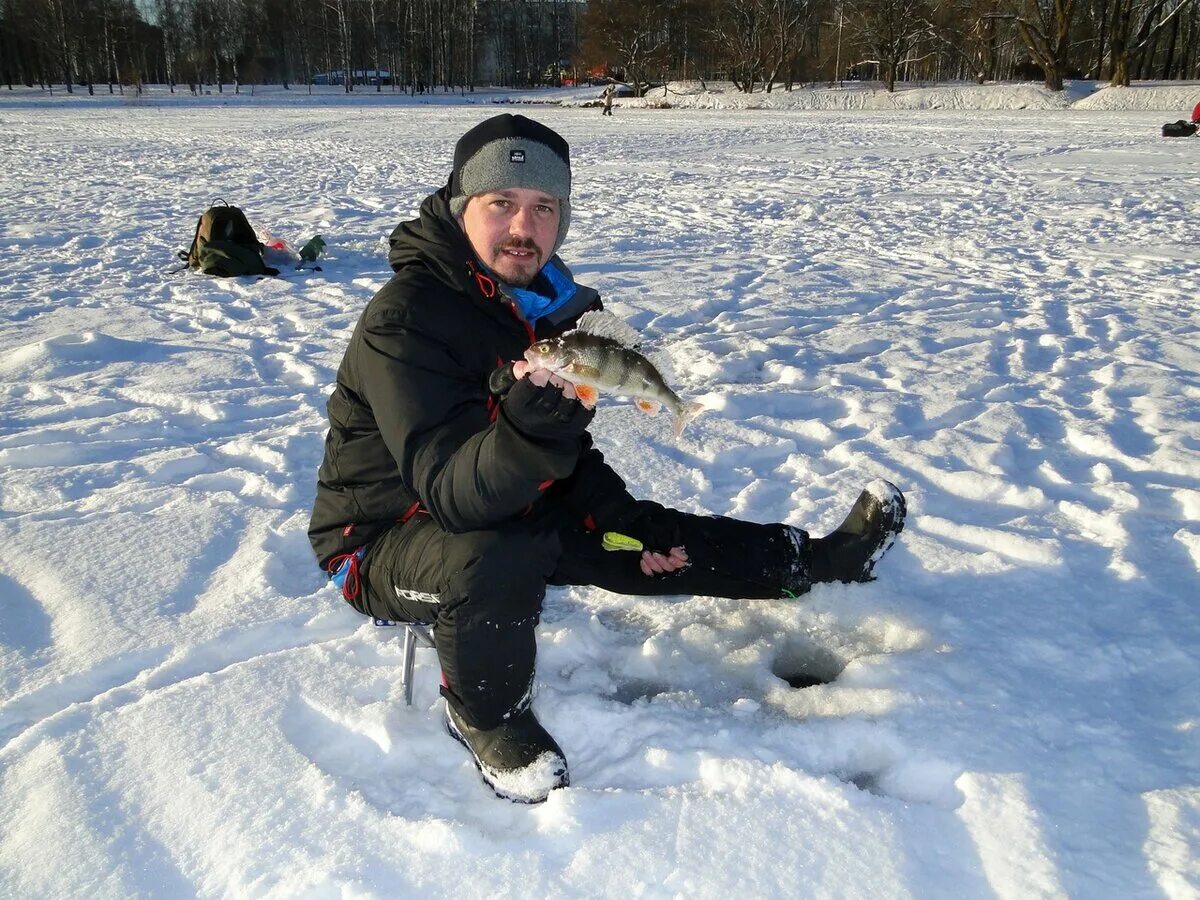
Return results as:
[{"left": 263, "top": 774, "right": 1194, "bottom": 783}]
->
[{"left": 519, "top": 311, "right": 706, "bottom": 439}]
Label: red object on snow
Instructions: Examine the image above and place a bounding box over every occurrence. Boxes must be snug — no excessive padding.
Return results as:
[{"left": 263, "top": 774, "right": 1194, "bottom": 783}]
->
[{"left": 1192, "top": 100, "right": 1200, "bottom": 123}]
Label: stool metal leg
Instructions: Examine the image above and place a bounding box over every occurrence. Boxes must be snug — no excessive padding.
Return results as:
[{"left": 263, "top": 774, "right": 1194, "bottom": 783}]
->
[
  {"left": 400, "top": 623, "right": 436, "bottom": 707},
  {"left": 401, "top": 626, "right": 418, "bottom": 706}
]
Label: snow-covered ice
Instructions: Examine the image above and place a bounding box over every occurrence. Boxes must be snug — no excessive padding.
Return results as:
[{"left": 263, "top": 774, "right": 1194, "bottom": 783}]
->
[{"left": 1, "top": 93, "right": 1199, "bottom": 898}]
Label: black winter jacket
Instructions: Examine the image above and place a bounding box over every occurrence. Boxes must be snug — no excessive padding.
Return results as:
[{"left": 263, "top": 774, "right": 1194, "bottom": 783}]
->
[{"left": 308, "top": 186, "right": 637, "bottom": 569}]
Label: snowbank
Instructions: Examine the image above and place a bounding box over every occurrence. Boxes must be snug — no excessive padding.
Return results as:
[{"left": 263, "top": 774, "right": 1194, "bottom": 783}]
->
[
  {"left": 597, "top": 82, "right": 1078, "bottom": 111},
  {"left": 588, "top": 80, "right": 1199, "bottom": 112},
  {"left": 3, "top": 79, "right": 1198, "bottom": 113},
  {"left": 1075, "top": 82, "right": 1200, "bottom": 111}
]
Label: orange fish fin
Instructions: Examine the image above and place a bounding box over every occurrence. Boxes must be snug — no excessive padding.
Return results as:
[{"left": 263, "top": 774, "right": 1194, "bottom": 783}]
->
[
  {"left": 635, "top": 399, "right": 661, "bottom": 416},
  {"left": 575, "top": 384, "right": 599, "bottom": 408}
]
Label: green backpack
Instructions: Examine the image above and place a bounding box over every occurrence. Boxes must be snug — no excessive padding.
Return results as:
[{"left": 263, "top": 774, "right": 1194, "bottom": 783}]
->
[{"left": 180, "top": 201, "right": 279, "bottom": 277}]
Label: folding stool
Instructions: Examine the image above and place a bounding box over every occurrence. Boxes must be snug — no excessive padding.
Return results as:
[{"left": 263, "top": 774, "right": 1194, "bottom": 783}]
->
[{"left": 375, "top": 618, "right": 436, "bottom": 706}]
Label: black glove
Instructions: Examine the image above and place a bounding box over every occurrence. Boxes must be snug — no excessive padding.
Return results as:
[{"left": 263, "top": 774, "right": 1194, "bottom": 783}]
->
[
  {"left": 502, "top": 375, "right": 594, "bottom": 440},
  {"left": 614, "top": 502, "right": 685, "bottom": 555},
  {"left": 488, "top": 361, "right": 519, "bottom": 397}
]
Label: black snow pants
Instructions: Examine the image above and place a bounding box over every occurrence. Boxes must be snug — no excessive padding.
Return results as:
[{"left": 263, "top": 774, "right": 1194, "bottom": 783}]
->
[{"left": 357, "top": 501, "right": 808, "bottom": 729}]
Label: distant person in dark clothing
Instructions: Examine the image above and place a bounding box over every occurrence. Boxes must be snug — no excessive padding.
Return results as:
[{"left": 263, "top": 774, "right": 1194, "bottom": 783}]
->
[{"left": 308, "top": 114, "right": 907, "bottom": 803}]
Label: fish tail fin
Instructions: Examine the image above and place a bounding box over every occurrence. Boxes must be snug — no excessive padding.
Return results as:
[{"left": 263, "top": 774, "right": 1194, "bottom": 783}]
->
[{"left": 672, "top": 401, "right": 706, "bottom": 440}]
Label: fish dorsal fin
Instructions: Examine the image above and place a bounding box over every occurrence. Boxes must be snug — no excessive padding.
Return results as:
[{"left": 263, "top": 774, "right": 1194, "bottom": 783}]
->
[{"left": 574, "top": 310, "right": 642, "bottom": 350}]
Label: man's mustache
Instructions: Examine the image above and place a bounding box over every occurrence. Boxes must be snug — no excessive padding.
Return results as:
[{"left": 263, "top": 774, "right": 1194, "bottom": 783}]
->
[{"left": 494, "top": 237, "right": 542, "bottom": 260}]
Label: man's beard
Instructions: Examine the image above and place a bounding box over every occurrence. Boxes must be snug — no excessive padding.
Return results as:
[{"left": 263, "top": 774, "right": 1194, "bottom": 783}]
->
[{"left": 492, "top": 237, "right": 543, "bottom": 287}]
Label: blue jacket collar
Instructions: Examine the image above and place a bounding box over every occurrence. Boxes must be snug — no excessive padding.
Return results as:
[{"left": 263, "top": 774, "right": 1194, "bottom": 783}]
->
[{"left": 495, "top": 258, "right": 579, "bottom": 328}]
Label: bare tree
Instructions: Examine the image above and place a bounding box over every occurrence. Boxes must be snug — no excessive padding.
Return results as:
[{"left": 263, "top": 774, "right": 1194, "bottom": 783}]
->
[
  {"left": 849, "top": 0, "right": 931, "bottom": 90},
  {"left": 998, "top": 0, "right": 1080, "bottom": 89},
  {"left": 582, "top": 0, "right": 675, "bottom": 95},
  {"left": 1108, "top": 0, "right": 1195, "bottom": 83},
  {"left": 712, "top": 0, "right": 769, "bottom": 92},
  {"left": 365, "top": 0, "right": 381, "bottom": 89},
  {"left": 290, "top": 0, "right": 313, "bottom": 90},
  {"left": 101, "top": 0, "right": 122, "bottom": 92},
  {"left": 324, "top": 0, "right": 352, "bottom": 90},
  {"left": 46, "top": 0, "right": 77, "bottom": 91},
  {"left": 765, "top": 0, "right": 817, "bottom": 89},
  {"left": 925, "top": 0, "right": 1005, "bottom": 81},
  {"left": 709, "top": 0, "right": 817, "bottom": 92},
  {"left": 155, "top": 0, "right": 182, "bottom": 90}
]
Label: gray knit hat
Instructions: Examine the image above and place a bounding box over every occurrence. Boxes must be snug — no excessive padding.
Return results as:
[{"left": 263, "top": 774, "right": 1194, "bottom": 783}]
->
[{"left": 449, "top": 114, "right": 572, "bottom": 255}]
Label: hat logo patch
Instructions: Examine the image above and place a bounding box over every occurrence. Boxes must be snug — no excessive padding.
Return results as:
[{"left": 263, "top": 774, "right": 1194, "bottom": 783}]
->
[{"left": 510, "top": 149, "right": 526, "bottom": 163}]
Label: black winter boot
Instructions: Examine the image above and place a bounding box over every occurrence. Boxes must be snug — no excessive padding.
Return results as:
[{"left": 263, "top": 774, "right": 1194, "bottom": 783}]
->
[
  {"left": 809, "top": 480, "right": 906, "bottom": 584},
  {"left": 445, "top": 703, "right": 569, "bottom": 803}
]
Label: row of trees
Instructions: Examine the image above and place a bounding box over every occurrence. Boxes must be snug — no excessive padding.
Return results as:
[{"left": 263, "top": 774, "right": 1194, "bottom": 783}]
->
[
  {"left": 0, "top": 0, "right": 582, "bottom": 94},
  {"left": 583, "top": 0, "right": 1200, "bottom": 93},
  {"left": 1, "top": 0, "right": 1197, "bottom": 94}
]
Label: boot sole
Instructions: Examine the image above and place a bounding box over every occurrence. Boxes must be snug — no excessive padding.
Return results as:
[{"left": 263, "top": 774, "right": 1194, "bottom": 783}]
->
[
  {"left": 859, "top": 480, "right": 907, "bottom": 582},
  {"left": 444, "top": 707, "right": 567, "bottom": 804}
]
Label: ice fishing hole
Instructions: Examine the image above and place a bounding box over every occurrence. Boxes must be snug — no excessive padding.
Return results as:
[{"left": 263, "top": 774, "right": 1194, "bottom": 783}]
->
[
  {"left": 843, "top": 771, "right": 887, "bottom": 796},
  {"left": 771, "top": 642, "right": 845, "bottom": 689},
  {"left": 611, "top": 679, "right": 669, "bottom": 705}
]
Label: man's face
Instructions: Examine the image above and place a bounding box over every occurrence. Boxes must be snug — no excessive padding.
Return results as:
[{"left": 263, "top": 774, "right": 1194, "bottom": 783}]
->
[{"left": 460, "top": 187, "right": 560, "bottom": 287}]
